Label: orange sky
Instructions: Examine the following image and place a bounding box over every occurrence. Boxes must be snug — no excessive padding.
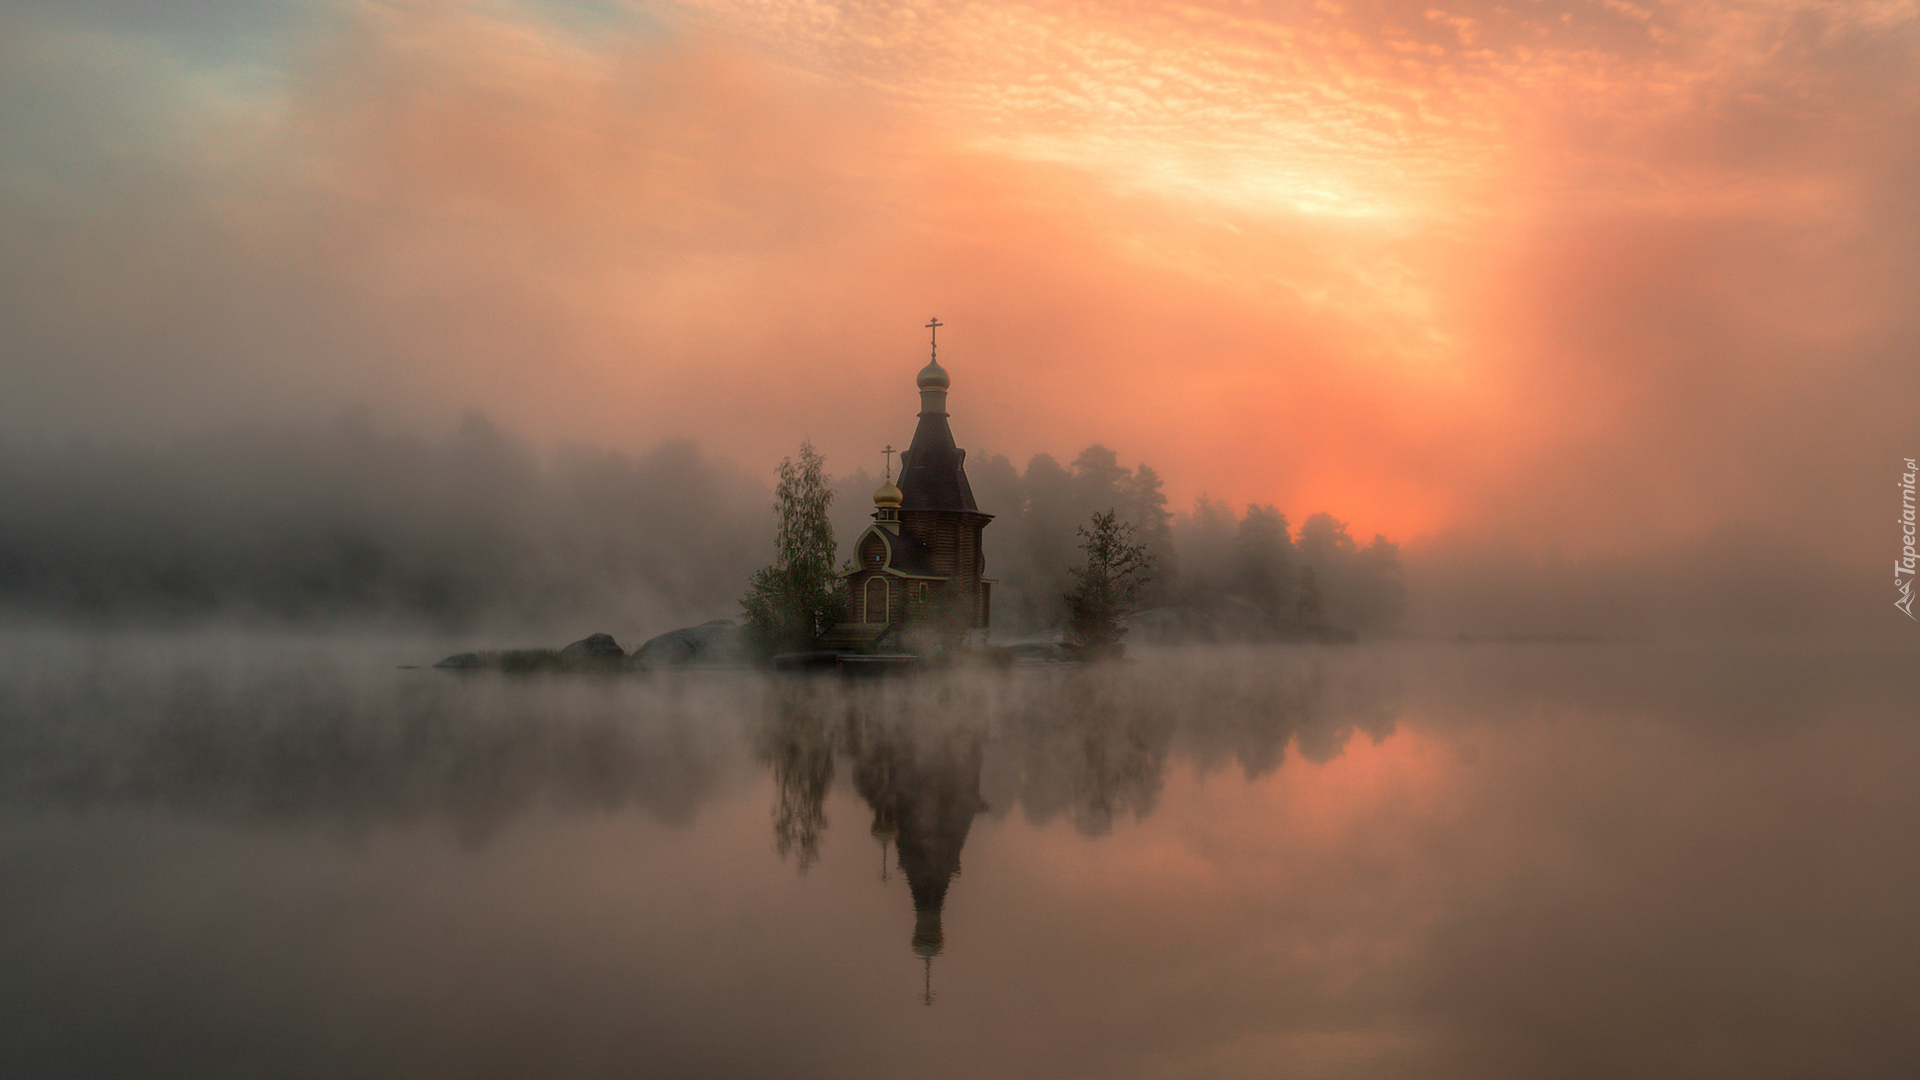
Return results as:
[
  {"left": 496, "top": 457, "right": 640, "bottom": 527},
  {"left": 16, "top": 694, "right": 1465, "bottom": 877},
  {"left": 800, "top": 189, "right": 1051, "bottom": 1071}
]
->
[{"left": 2, "top": 0, "right": 1915, "bottom": 575}]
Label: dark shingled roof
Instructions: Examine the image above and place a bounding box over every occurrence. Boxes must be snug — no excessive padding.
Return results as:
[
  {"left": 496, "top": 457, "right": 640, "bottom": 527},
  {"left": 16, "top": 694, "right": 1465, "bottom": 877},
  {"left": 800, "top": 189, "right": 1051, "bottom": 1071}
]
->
[
  {"left": 876, "top": 526, "right": 940, "bottom": 578},
  {"left": 898, "top": 412, "right": 981, "bottom": 513},
  {"left": 841, "top": 523, "right": 944, "bottom": 579}
]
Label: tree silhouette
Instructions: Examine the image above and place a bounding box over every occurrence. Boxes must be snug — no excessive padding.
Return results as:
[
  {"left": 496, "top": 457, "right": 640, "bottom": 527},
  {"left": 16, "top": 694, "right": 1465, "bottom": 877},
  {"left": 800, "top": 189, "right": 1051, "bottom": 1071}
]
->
[
  {"left": 741, "top": 442, "right": 845, "bottom": 655},
  {"left": 758, "top": 685, "right": 837, "bottom": 874},
  {"left": 1235, "top": 504, "right": 1294, "bottom": 621},
  {"left": 1296, "top": 564, "right": 1324, "bottom": 629},
  {"left": 1064, "top": 509, "right": 1155, "bottom": 656},
  {"left": 1123, "top": 464, "right": 1176, "bottom": 603}
]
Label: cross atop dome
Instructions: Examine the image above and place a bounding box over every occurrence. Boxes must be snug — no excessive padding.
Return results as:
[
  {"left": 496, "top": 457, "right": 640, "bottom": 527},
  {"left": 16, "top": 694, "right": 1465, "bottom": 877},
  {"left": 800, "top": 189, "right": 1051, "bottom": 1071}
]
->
[{"left": 918, "top": 317, "right": 950, "bottom": 393}]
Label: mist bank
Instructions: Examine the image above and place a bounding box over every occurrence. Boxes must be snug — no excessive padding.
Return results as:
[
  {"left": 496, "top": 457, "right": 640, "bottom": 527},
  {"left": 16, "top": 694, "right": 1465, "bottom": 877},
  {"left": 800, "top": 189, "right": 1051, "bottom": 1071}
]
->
[
  {"left": 0, "top": 414, "right": 1889, "bottom": 641},
  {"left": 1406, "top": 529, "right": 1895, "bottom": 641},
  {"left": 0, "top": 634, "right": 1404, "bottom": 844},
  {"left": 4, "top": 633, "right": 1907, "bottom": 848},
  {"left": 0, "top": 417, "right": 1412, "bottom": 641},
  {"left": 0, "top": 414, "right": 771, "bottom": 640}
]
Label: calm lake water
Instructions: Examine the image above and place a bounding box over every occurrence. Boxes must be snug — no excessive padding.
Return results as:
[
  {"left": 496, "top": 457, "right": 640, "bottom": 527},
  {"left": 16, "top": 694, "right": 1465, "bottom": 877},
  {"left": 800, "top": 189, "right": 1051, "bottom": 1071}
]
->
[{"left": 1, "top": 632, "right": 1915, "bottom": 1079}]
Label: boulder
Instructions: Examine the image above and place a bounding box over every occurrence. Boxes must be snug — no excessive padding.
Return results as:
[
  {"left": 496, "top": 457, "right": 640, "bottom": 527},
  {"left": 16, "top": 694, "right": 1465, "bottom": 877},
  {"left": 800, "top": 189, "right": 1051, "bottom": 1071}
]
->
[
  {"left": 633, "top": 628, "right": 697, "bottom": 668},
  {"left": 1122, "top": 605, "right": 1212, "bottom": 644},
  {"left": 1006, "top": 642, "right": 1069, "bottom": 664},
  {"left": 560, "top": 633, "right": 625, "bottom": 660},
  {"left": 630, "top": 619, "right": 748, "bottom": 669},
  {"left": 687, "top": 619, "right": 750, "bottom": 664},
  {"left": 1210, "top": 596, "right": 1281, "bottom": 640},
  {"left": 1113, "top": 598, "right": 1289, "bottom": 644},
  {"left": 433, "top": 652, "right": 485, "bottom": 669}
]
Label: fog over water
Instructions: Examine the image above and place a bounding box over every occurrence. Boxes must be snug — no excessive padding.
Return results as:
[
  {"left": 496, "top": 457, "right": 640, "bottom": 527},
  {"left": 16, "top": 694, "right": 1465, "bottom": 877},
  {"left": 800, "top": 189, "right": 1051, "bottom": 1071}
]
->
[
  {"left": 6, "top": 415, "right": 1896, "bottom": 643},
  {"left": 3, "top": 633, "right": 1913, "bottom": 1078},
  {"left": 5, "top": 0, "right": 1915, "bottom": 1072}
]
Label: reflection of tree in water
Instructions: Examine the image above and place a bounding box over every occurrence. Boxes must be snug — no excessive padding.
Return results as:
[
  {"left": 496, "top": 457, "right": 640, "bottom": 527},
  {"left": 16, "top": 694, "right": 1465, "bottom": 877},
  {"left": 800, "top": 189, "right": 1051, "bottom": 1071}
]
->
[
  {"left": 752, "top": 657, "right": 1403, "bottom": 1002},
  {"left": 1174, "top": 650, "right": 1402, "bottom": 780},
  {"left": 0, "top": 664, "right": 745, "bottom": 845},
  {"left": 756, "top": 654, "right": 1404, "bottom": 869},
  {"left": 998, "top": 669, "right": 1176, "bottom": 836},
  {"left": 5, "top": 646, "right": 1400, "bottom": 861},
  {"left": 754, "top": 681, "right": 840, "bottom": 873},
  {"left": 755, "top": 677, "right": 993, "bottom": 1002},
  {"left": 990, "top": 652, "right": 1402, "bottom": 836}
]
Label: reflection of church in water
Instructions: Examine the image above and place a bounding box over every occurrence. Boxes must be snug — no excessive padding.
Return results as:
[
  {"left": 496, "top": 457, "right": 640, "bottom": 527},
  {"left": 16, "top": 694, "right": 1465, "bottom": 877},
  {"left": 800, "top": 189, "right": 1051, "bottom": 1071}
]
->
[{"left": 847, "top": 710, "right": 988, "bottom": 1005}]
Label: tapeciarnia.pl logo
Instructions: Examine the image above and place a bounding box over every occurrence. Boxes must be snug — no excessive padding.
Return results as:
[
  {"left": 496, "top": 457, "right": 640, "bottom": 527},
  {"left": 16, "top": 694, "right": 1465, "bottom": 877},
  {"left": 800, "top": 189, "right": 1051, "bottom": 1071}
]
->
[{"left": 1899, "top": 458, "right": 1917, "bottom": 620}]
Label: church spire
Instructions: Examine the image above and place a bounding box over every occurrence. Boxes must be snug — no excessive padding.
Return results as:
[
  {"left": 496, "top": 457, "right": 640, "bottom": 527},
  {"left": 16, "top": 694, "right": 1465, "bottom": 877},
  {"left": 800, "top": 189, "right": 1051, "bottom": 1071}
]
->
[{"left": 898, "top": 319, "right": 978, "bottom": 513}]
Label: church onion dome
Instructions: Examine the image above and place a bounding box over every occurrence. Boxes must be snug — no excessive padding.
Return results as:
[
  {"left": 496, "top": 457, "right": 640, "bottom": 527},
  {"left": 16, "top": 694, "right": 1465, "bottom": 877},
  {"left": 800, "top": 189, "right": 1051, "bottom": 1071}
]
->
[
  {"left": 873, "top": 478, "right": 904, "bottom": 508},
  {"left": 916, "top": 357, "right": 949, "bottom": 391}
]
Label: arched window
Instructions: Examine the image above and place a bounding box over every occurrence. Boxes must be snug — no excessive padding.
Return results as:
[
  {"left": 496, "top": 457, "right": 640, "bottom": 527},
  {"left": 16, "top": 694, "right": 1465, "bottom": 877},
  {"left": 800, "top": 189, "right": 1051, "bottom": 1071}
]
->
[{"left": 864, "top": 577, "right": 889, "bottom": 624}]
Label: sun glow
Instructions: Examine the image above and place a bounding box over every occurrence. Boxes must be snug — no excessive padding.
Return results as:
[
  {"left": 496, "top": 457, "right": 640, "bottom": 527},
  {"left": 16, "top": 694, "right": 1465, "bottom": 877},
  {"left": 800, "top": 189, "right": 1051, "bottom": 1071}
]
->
[{"left": 3, "top": 0, "right": 1911, "bottom": 612}]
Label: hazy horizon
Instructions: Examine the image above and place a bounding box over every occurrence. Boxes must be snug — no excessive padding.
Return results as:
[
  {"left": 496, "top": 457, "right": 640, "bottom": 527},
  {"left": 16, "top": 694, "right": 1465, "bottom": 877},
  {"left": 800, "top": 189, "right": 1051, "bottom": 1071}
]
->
[{"left": 0, "top": 407, "right": 1901, "bottom": 642}]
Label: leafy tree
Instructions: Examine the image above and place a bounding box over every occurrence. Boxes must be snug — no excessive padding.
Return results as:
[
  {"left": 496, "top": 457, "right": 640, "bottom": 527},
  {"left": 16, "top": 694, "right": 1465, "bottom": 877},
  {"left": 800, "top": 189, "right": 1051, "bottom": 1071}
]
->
[
  {"left": 1296, "top": 512, "right": 1356, "bottom": 570},
  {"left": 1064, "top": 509, "right": 1155, "bottom": 656},
  {"left": 1122, "top": 463, "right": 1176, "bottom": 603},
  {"left": 1013, "top": 452, "right": 1077, "bottom": 628},
  {"left": 1295, "top": 512, "right": 1406, "bottom": 631},
  {"left": 1348, "top": 534, "right": 1407, "bottom": 630},
  {"left": 1293, "top": 511, "right": 1355, "bottom": 626},
  {"left": 1235, "top": 504, "right": 1294, "bottom": 621},
  {"left": 1070, "top": 445, "right": 1129, "bottom": 516},
  {"left": 1173, "top": 494, "right": 1238, "bottom": 604},
  {"left": 741, "top": 442, "right": 845, "bottom": 655},
  {"left": 1296, "top": 564, "right": 1324, "bottom": 628}
]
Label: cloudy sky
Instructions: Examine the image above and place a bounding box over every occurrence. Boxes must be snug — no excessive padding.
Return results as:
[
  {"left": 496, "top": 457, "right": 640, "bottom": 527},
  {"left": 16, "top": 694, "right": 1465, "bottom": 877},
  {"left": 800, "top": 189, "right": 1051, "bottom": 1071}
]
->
[{"left": 2, "top": 0, "right": 1914, "bottom": 630}]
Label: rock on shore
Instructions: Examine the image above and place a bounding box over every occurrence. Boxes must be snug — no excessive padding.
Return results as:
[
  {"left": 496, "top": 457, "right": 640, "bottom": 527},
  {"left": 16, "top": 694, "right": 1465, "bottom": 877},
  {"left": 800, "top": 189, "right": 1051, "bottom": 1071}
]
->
[{"left": 629, "top": 619, "right": 748, "bottom": 669}]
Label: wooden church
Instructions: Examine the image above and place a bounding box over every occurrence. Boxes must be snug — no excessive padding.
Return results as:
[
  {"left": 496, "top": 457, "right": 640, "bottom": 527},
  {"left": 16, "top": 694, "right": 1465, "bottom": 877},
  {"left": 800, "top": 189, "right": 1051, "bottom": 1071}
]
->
[{"left": 834, "top": 322, "right": 993, "bottom": 647}]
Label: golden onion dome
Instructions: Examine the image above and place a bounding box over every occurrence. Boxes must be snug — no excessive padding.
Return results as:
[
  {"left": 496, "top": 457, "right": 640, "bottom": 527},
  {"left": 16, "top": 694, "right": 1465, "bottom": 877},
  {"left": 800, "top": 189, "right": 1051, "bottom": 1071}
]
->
[
  {"left": 873, "top": 478, "right": 904, "bottom": 508},
  {"left": 916, "top": 357, "right": 949, "bottom": 391}
]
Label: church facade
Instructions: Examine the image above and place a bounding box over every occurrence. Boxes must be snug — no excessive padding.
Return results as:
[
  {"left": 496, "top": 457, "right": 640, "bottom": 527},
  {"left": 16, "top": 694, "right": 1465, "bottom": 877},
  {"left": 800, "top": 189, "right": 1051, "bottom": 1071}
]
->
[{"left": 837, "top": 332, "right": 993, "bottom": 643}]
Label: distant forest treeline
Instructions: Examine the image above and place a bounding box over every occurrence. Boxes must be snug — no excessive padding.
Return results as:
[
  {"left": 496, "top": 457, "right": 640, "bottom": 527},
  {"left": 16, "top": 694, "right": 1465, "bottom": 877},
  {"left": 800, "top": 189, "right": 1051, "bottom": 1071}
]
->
[
  {"left": 0, "top": 415, "right": 769, "bottom": 635},
  {"left": 833, "top": 445, "right": 1405, "bottom": 635},
  {"left": 0, "top": 418, "right": 1403, "bottom": 637}
]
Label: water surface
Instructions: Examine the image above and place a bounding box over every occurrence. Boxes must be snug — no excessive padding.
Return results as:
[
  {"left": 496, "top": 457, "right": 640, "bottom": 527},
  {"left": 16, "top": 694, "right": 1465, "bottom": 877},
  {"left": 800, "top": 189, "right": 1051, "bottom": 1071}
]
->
[{"left": 1, "top": 633, "right": 1914, "bottom": 1078}]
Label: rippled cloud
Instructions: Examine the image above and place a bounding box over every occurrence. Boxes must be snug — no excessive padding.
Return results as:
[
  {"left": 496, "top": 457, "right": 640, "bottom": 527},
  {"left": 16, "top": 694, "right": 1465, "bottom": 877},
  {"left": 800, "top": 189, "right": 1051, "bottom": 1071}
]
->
[{"left": 2, "top": 0, "right": 1913, "bottom": 634}]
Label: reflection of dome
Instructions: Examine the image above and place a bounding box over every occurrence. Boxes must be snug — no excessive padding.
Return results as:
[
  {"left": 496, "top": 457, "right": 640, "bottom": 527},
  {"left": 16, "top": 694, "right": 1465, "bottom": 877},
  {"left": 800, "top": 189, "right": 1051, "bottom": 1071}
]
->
[
  {"left": 870, "top": 813, "right": 897, "bottom": 841},
  {"left": 873, "top": 479, "right": 903, "bottom": 508},
  {"left": 912, "top": 909, "right": 945, "bottom": 957},
  {"left": 916, "top": 358, "right": 949, "bottom": 391}
]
